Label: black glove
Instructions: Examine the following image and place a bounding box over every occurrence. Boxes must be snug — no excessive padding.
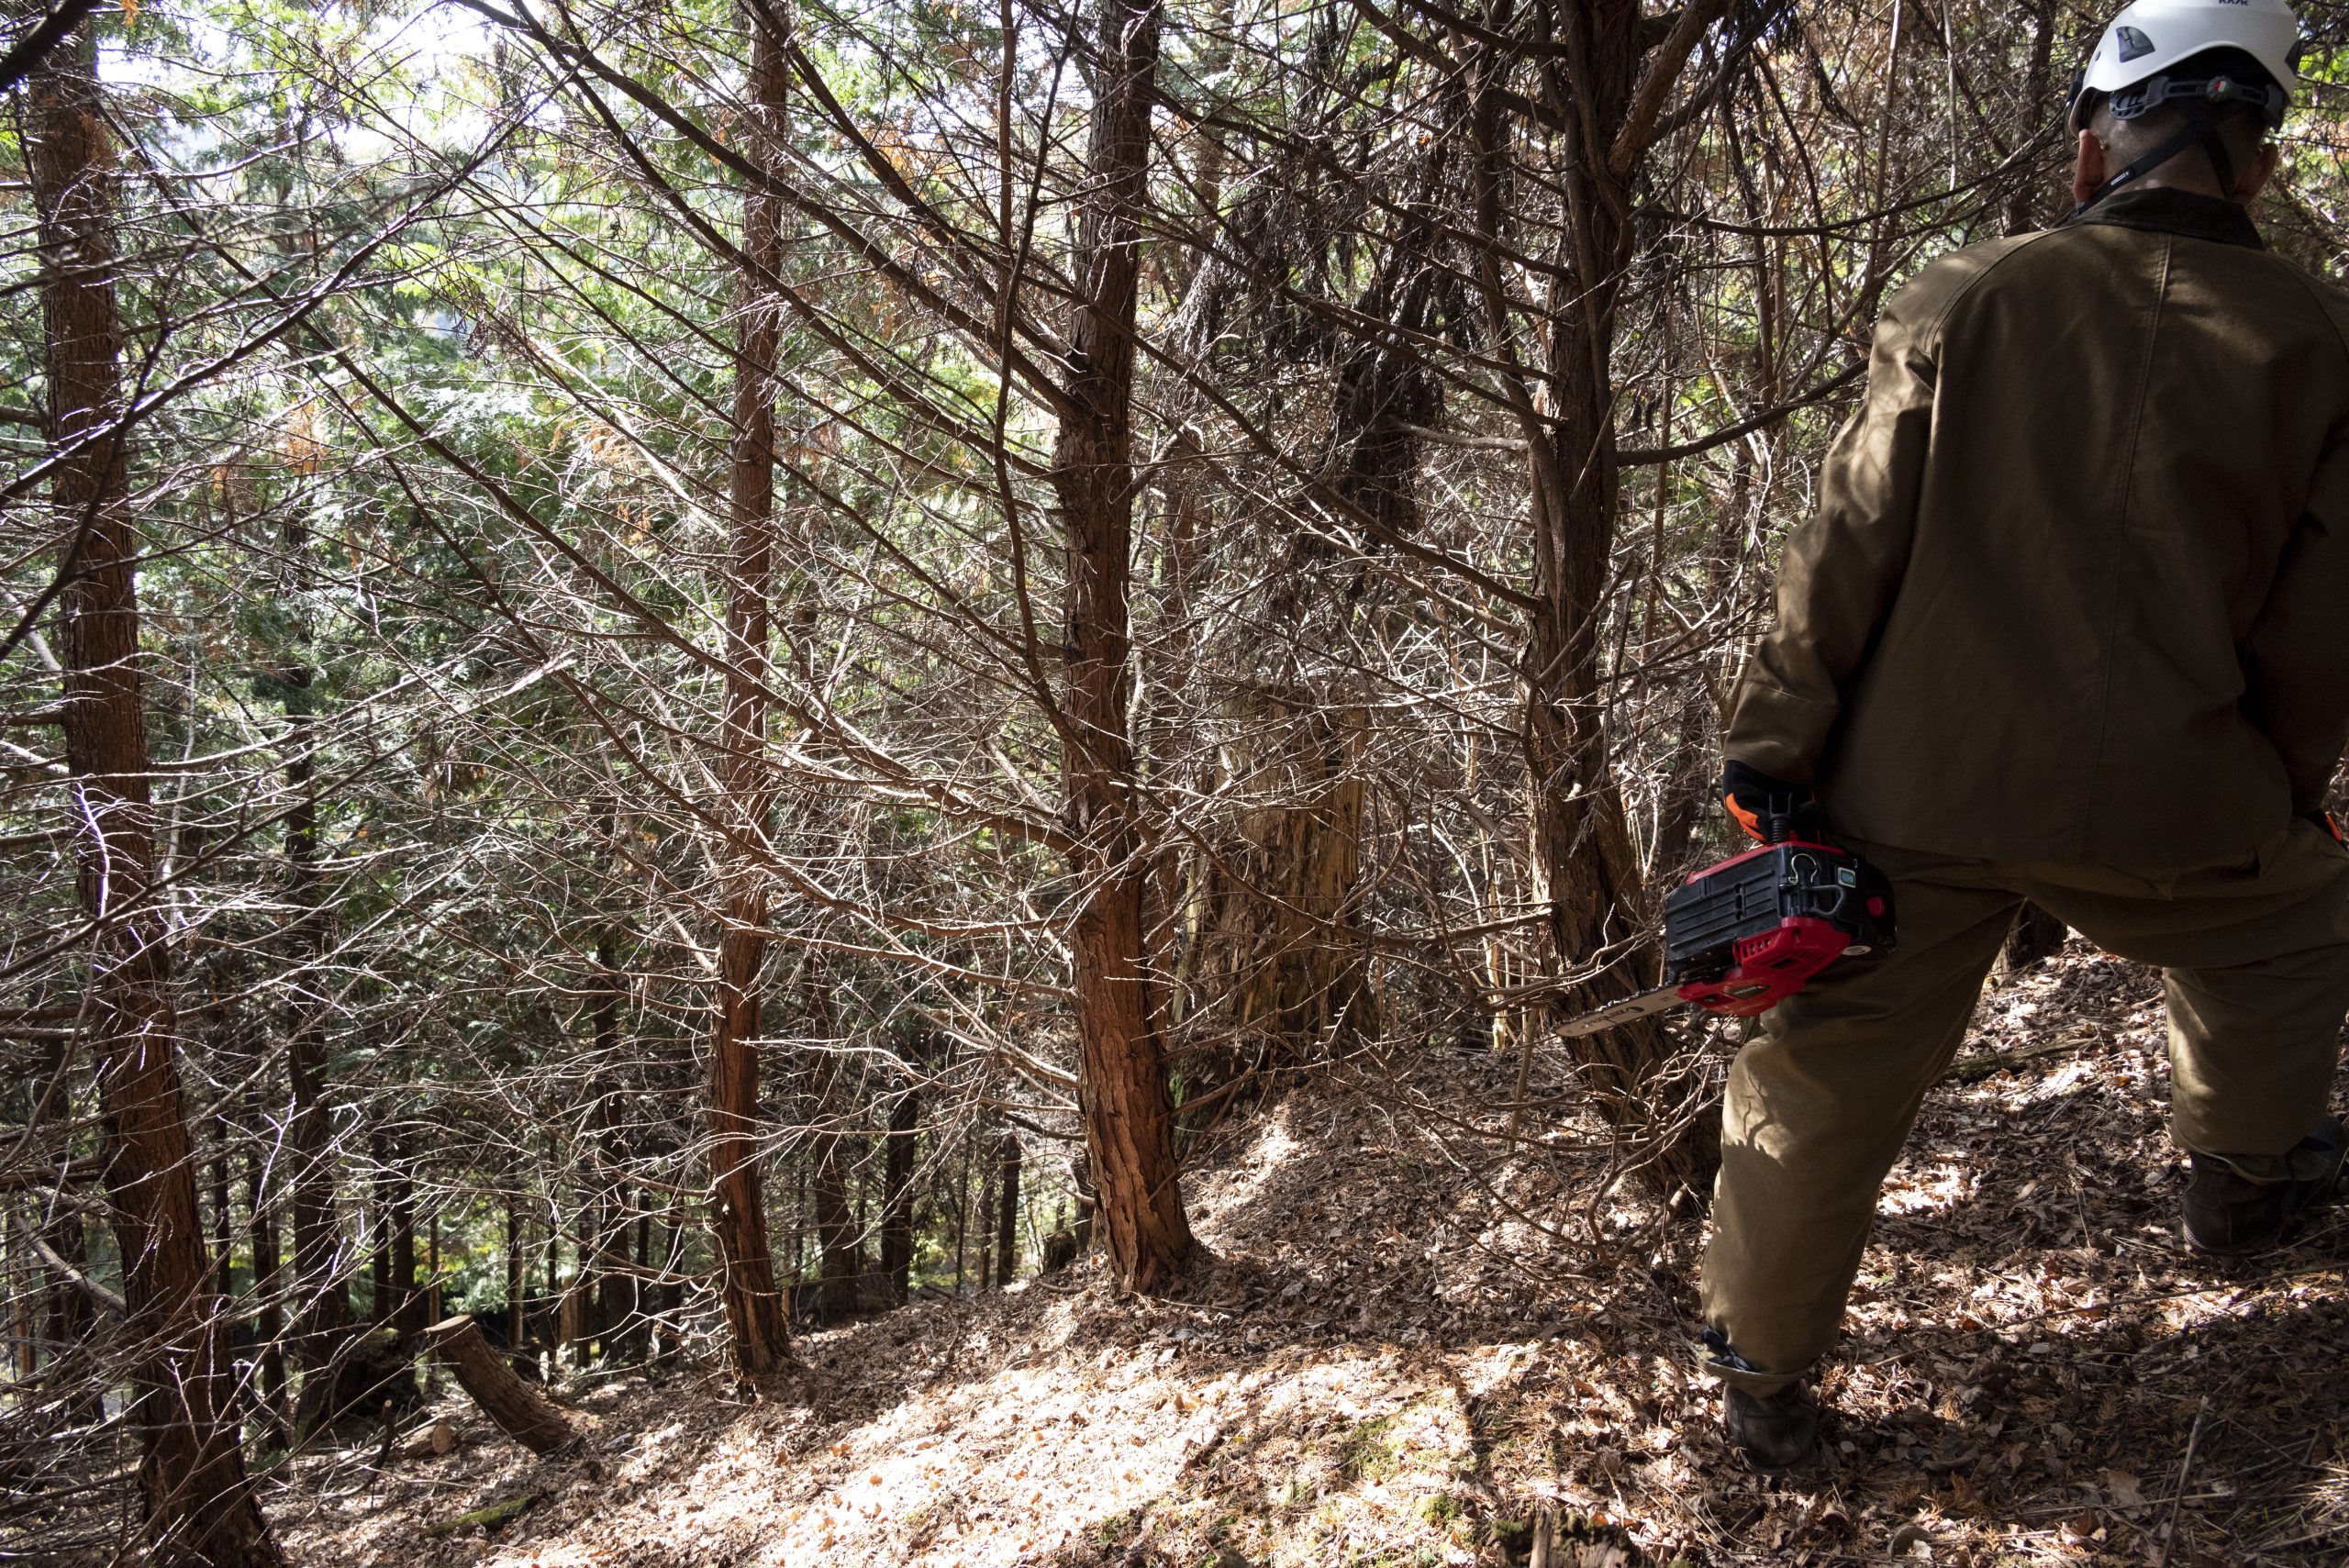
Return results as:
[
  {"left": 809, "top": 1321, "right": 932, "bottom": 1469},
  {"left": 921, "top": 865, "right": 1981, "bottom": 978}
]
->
[{"left": 1722, "top": 759, "right": 1825, "bottom": 844}]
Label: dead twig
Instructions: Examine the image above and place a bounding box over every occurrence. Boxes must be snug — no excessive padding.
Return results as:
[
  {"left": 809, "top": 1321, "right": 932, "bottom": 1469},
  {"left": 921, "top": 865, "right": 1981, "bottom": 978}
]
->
[{"left": 2154, "top": 1396, "right": 2210, "bottom": 1568}]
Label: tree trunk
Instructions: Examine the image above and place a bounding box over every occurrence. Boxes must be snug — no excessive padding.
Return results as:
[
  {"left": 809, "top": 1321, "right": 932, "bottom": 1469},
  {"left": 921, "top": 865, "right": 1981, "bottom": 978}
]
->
[
  {"left": 654, "top": 1214, "right": 685, "bottom": 1364},
  {"left": 9, "top": 1216, "right": 33, "bottom": 1383},
  {"left": 619, "top": 1215, "right": 650, "bottom": 1361},
  {"left": 878, "top": 1078, "right": 918, "bottom": 1304},
  {"left": 804, "top": 976, "right": 862, "bottom": 1323},
  {"left": 974, "top": 1150, "right": 996, "bottom": 1294},
  {"left": 705, "top": 0, "right": 794, "bottom": 1376},
  {"left": 505, "top": 1195, "right": 523, "bottom": 1354},
  {"left": 2003, "top": 903, "right": 2068, "bottom": 973},
  {"left": 559, "top": 1198, "right": 592, "bottom": 1362},
  {"left": 390, "top": 1151, "right": 422, "bottom": 1340},
  {"left": 370, "top": 1133, "right": 392, "bottom": 1325},
  {"left": 39, "top": 1198, "right": 101, "bottom": 1426},
  {"left": 2005, "top": 0, "right": 2058, "bottom": 236},
  {"left": 812, "top": 1124, "right": 859, "bottom": 1320},
  {"left": 32, "top": 1035, "right": 101, "bottom": 1426},
  {"left": 29, "top": 27, "right": 284, "bottom": 1563},
  {"left": 278, "top": 677, "right": 349, "bottom": 1435},
  {"left": 994, "top": 1133, "right": 1021, "bottom": 1288},
  {"left": 952, "top": 1138, "right": 971, "bottom": 1294},
  {"left": 424, "top": 1317, "right": 577, "bottom": 1455},
  {"left": 1050, "top": 0, "right": 1197, "bottom": 1293},
  {"left": 245, "top": 1105, "right": 286, "bottom": 1442},
  {"left": 593, "top": 929, "right": 634, "bottom": 1360},
  {"left": 1199, "top": 700, "right": 1375, "bottom": 1066},
  {"left": 1481, "top": 3, "right": 1711, "bottom": 1194},
  {"left": 208, "top": 1112, "right": 232, "bottom": 1307},
  {"left": 540, "top": 1216, "right": 560, "bottom": 1361}
]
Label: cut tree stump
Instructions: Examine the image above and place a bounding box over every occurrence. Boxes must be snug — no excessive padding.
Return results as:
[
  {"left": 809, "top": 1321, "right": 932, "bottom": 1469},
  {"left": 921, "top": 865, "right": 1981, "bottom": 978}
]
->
[
  {"left": 2001, "top": 902, "right": 2068, "bottom": 973},
  {"left": 423, "top": 1316, "right": 577, "bottom": 1454}
]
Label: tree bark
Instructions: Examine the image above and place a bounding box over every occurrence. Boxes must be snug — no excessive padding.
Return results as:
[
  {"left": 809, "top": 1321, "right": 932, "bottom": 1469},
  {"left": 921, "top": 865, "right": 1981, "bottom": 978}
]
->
[
  {"left": 2005, "top": 0, "right": 2058, "bottom": 236},
  {"left": 39, "top": 1197, "right": 101, "bottom": 1425},
  {"left": 2003, "top": 903, "right": 2068, "bottom": 973},
  {"left": 244, "top": 1102, "right": 286, "bottom": 1442},
  {"left": 1050, "top": 0, "right": 1197, "bottom": 1293},
  {"left": 593, "top": 929, "right": 634, "bottom": 1360},
  {"left": 812, "top": 1114, "right": 859, "bottom": 1320},
  {"left": 1201, "top": 700, "right": 1375, "bottom": 1064},
  {"left": 1476, "top": 2, "right": 1715, "bottom": 1194},
  {"left": 8, "top": 1217, "right": 31, "bottom": 1383},
  {"left": 280, "top": 681, "right": 348, "bottom": 1427},
  {"left": 994, "top": 1133, "right": 1021, "bottom": 1288},
  {"left": 505, "top": 1194, "right": 523, "bottom": 1354},
  {"left": 207, "top": 1113, "right": 231, "bottom": 1307},
  {"left": 654, "top": 1213, "right": 685, "bottom": 1363},
  {"left": 268, "top": 542, "right": 348, "bottom": 1425},
  {"left": 31, "top": 1035, "right": 101, "bottom": 1426},
  {"left": 878, "top": 1077, "right": 918, "bottom": 1304},
  {"left": 389, "top": 1151, "right": 422, "bottom": 1340},
  {"left": 705, "top": 0, "right": 795, "bottom": 1375},
  {"left": 619, "top": 1215, "right": 650, "bottom": 1361},
  {"left": 370, "top": 1134, "right": 392, "bottom": 1326},
  {"left": 424, "top": 1317, "right": 577, "bottom": 1455},
  {"left": 804, "top": 976, "right": 862, "bottom": 1323},
  {"left": 29, "top": 26, "right": 284, "bottom": 1563}
]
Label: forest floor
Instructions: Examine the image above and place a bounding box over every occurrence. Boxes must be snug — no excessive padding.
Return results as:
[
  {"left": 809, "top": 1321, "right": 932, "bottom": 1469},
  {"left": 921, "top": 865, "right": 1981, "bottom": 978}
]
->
[{"left": 275, "top": 941, "right": 2349, "bottom": 1568}]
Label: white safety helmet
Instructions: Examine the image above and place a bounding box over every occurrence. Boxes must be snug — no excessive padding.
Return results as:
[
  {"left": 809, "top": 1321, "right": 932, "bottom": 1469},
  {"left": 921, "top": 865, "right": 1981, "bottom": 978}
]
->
[{"left": 2069, "top": 0, "right": 2302, "bottom": 134}]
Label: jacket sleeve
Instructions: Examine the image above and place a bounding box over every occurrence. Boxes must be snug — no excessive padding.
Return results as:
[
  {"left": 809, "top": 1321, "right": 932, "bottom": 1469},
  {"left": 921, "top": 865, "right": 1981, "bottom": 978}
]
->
[
  {"left": 1722, "top": 284, "right": 1943, "bottom": 785},
  {"left": 2242, "top": 436, "right": 2349, "bottom": 814}
]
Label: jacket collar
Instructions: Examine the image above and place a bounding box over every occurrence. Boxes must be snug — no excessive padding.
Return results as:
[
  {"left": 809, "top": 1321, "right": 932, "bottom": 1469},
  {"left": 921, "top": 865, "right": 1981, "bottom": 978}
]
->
[{"left": 2066, "top": 186, "right": 2266, "bottom": 250}]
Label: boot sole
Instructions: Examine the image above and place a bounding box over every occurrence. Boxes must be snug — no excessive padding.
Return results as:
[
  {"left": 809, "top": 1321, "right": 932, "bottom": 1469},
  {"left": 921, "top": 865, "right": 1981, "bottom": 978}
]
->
[{"left": 2181, "top": 1220, "right": 2278, "bottom": 1257}]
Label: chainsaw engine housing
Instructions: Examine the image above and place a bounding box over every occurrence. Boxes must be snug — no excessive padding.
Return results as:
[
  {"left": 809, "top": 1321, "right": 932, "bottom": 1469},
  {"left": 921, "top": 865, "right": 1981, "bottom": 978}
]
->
[{"left": 1662, "top": 840, "right": 1897, "bottom": 1017}]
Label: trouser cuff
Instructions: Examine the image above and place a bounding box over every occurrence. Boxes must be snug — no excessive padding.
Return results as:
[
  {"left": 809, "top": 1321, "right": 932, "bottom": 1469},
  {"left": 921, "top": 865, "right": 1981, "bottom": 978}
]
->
[
  {"left": 2196, "top": 1148, "right": 2296, "bottom": 1184},
  {"left": 2194, "top": 1140, "right": 2334, "bottom": 1184},
  {"left": 1698, "top": 1329, "right": 1808, "bottom": 1396}
]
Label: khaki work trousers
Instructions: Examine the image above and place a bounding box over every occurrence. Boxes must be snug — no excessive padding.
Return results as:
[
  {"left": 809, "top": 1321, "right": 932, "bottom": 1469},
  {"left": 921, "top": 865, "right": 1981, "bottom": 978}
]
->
[{"left": 1698, "top": 821, "right": 2349, "bottom": 1393}]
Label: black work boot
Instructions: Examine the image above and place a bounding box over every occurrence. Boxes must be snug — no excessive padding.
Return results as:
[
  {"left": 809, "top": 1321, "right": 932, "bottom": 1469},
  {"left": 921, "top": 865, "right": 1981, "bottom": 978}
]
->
[
  {"left": 2183, "top": 1118, "right": 2346, "bottom": 1256},
  {"left": 1721, "top": 1383, "right": 1820, "bottom": 1472}
]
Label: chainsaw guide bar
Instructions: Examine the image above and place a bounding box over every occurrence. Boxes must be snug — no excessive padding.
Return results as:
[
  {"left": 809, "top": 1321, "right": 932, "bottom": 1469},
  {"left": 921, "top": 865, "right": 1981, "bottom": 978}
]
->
[{"left": 1551, "top": 838, "right": 1898, "bottom": 1040}]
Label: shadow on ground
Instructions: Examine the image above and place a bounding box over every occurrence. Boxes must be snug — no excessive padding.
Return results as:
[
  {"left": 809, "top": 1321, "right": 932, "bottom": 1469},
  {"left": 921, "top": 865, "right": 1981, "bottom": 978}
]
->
[{"left": 277, "top": 947, "right": 2348, "bottom": 1568}]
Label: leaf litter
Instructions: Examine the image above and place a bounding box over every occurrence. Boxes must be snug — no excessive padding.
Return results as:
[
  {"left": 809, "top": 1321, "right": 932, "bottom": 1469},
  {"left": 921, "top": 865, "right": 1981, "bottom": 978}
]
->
[{"left": 279, "top": 941, "right": 2349, "bottom": 1566}]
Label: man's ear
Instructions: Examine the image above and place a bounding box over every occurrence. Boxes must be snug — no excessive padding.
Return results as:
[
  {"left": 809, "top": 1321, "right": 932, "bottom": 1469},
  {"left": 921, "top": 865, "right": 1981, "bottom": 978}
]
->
[
  {"left": 2073, "top": 129, "right": 2110, "bottom": 206},
  {"left": 2236, "top": 141, "right": 2282, "bottom": 203}
]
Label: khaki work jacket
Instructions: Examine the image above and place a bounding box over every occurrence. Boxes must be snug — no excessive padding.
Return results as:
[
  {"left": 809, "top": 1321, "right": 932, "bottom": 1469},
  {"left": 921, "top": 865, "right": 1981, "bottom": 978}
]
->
[{"left": 1726, "top": 187, "right": 2349, "bottom": 872}]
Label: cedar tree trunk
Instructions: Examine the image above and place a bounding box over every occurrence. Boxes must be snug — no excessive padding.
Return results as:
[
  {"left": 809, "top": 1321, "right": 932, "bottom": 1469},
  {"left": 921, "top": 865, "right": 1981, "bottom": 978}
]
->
[
  {"left": 878, "top": 1078, "right": 918, "bottom": 1303},
  {"left": 1476, "top": 2, "right": 1728, "bottom": 1194},
  {"left": 29, "top": 28, "right": 284, "bottom": 1564},
  {"left": 1048, "top": 0, "right": 1197, "bottom": 1292},
  {"left": 994, "top": 1133, "right": 1021, "bottom": 1288},
  {"left": 244, "top": 1105, "right": 286, "bottom": 1441},
  {"left": 705, "top": 3, "right": 794, "bottom": 1373},
  {"left": 280, "top": 681, "right": 348, "bottom": 1434}
]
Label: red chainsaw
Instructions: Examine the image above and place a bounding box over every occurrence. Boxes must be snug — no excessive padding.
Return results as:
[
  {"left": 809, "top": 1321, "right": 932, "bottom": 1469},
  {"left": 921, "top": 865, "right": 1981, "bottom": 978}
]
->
[{"left": 1556, "top": 827, "right": 1897, "bottom": 1039}]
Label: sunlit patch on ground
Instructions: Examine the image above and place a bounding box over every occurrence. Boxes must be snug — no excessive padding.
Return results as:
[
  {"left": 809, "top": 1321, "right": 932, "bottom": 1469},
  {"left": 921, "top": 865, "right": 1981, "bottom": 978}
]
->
[
  {"left": 1878, "top": 1161, "right": 1976, "bottom": 1215},
  {"left": 283, "top": 949, "right": 2349, "bottom": 1568}
]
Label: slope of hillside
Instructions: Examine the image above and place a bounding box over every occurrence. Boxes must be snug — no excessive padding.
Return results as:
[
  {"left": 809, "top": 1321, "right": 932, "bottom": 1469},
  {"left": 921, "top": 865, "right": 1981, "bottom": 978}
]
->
[{"left": 282, "top": 944, "right": 2349, "bottom": 1568}]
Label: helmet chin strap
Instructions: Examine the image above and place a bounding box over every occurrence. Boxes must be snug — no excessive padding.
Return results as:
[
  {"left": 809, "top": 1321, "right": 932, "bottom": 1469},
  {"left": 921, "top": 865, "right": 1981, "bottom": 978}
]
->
[{"left": 2069, "top": 103, "right": 2238, "bottom": 220}]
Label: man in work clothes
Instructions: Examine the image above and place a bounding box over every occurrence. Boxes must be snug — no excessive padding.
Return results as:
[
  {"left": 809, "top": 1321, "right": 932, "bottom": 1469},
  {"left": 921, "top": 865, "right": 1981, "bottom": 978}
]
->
[{"left": 1698, "top": 0, "right": 2349, "bottom": 1470}]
